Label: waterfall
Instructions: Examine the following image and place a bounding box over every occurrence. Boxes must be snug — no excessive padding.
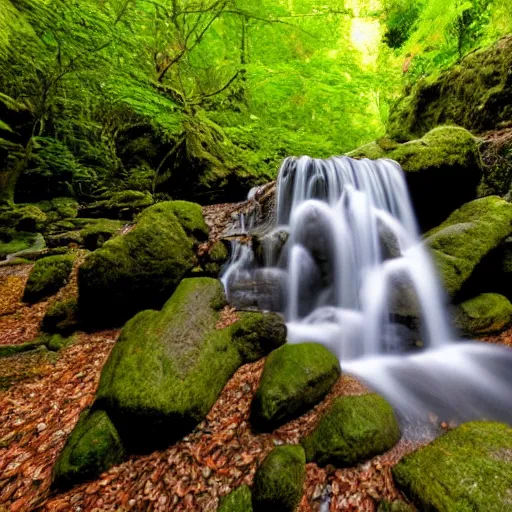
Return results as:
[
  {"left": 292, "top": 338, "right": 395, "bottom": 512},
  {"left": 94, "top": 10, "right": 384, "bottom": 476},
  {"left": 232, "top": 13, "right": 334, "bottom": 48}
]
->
[{"left": 223, "top": 156, "right": 512, "bottom": 434}]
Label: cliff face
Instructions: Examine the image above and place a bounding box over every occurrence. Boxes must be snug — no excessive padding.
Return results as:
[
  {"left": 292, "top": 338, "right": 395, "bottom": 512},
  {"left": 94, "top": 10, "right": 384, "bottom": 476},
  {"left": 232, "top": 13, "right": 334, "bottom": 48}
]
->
[{"left": 388, "top": 35, "right": 512, "bottom": 142}]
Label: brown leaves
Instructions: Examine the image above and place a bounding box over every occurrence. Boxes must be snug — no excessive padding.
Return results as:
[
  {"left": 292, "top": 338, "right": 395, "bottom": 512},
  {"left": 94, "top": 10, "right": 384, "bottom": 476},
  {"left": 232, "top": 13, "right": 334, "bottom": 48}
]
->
[{"left": 216, "top": 306, "right": 240, "bottom": 330}]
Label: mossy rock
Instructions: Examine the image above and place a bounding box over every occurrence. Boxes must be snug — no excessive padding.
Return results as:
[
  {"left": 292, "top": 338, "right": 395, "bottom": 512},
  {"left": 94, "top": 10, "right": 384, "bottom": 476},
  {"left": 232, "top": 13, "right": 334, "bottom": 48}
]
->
[
  {"left": 302, "top": 394, "right": 401, "bottom": 467},
  {"left": 23, "top": 253, "right": 75, "bottom": 303},
  {"left": 425, "top": 196, "right": 512, "bottom": 298},
  {"left": 393, "top": 421, "right": 512, "bottom": 512},
  {"left": 252, "top": 445, "right": 305, "bottom": 512},
  {"left": 42, "top": 298, "right": 80, "bottom": 335},
  {"left": 218, "top": 485, "right": 253, "bottom": 512},
  {"left": 79, "top": 190, "right": 154, "bottom": 220},
  {"left": 78, "top": 202, "right": 197, "bottom": 326},
  {"left": 454, "top": 293, "right": 512, "bottom": 336},
  {"left": 0, "top": 230, "right": 42, "bottom": 260},
  {"left": 53, "top": 409, "right": 125, "bottom": 490},
  {"left": 388, "top": 36, "right": 512, "bottom": 141},
  {"left": 36, "top": 198, "right": 79, "bottom": 222},
  {"left": 232, "top": 312, "right": 287, "bottom": 363},
  {"left": 251, "top": 343, "right": 340, "bottom": 431},
  {"left": 349, "top": 126, "right": 482, "bottom": 231},
  {"left": 95, "top": 278, "right": 241, "bottom": 453},
  {"left": 80, "top": 219, "right": 123, "bottom": 251},
  {"left": 0, "top": 339, "right": 47, "bottom": 358},
  {"left": 377, "top": 500, "right": 415, "bottom": 512},
  {"left": 209, "top": 240, "right": 229, "bottom": 263},
  {"left": 0, "top": 205, "right": 47, "bottom": 232},
  {"left": 46, "top": 231, "right": 83, "bottom": 249},
  {"left": 166, "top": 201, "right": 209, "bottom": 242}
]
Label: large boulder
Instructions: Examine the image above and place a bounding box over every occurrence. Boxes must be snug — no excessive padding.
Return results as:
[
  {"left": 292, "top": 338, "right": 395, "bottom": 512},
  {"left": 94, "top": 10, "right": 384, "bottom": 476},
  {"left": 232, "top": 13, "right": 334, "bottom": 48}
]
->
[
  {"left": 78, "top": 201, "right": 203, "bottom": 326},
  {"left": 23, "top": 253, "right": 75, "bottom": 303},
  {"left": 53, "top": 409, "right": 125, "bottom": 489},
  {"left": 387, "top": 36, "right": 512, "bottom": 141},
  {"left": 95, "top": 278, "right": 241, "bottom": 453},
  {"left": 425, "top": 196, "right": 512, "bottom": 298},
  {"left": 393, "top": 421, "right": 512, "bottom": 511},
  {"left": 251, "top": 343, "right": 341, "bottom": 431},
  {"left": 455, "top": 293, "right": 512, "bottom": 336},
  {"left": 42, "top": 298, "right": 80, "bottom": 335},
  {"left": 349, "top": 127, "right": 482, "bottom": 231},
  {"left": 302, "top": 394, "right": 401, "bottom": 467},
  {"left": 252, "top": 445, "right": 306, "bottom": 512}
]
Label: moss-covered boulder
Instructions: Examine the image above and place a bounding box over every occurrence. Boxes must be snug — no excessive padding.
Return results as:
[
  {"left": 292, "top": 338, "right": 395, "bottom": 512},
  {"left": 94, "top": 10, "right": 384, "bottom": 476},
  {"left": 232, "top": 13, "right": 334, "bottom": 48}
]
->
[
  {"left": 46, "top": 231, "right": 83, "bottom": 249},
  {"left": 393, "top": 421, "right": 512, "bottom": 512},
  {"left": 36, "top": 198, "right": 79, "bottom": 222},
  {"left": 455, "top": 293, "right": 512, "bottom": 336},
  {"left": 252, "top": 445, "right": 305, "bottom": 512},
  {"left": 0, "top": 230, "right": 43, "bottom": 260},
  {"left": 167, "top": 201, "right": 209, "bottom": 242},
  {"left": 218, "top": 485, "right": 253, "bottom": 512},
  {"left": 53, "top": 409, "right": 125, "bottom": 490},
  {"left": 78, "top": 202, "right": 198, "bottom": 326},
  {"left": 23, "top": 253, "right": 75, "bottom": 303},
  {"left": 388, "top": 36, "right": 512, "bottom": 141},
  {"left": 79, "top": 190, "right": 154, "bottom": 220},
  {"left": 302, "top": 394, "right": 401, "bottom": 467},
  {"left": 42, "top": 298, "right": 80, "bottom": 335},
  {"left": 251, "top": 343, "right": 340, "bottom": 431},
  {"left": 80, "top": 219, "right": 123, "bottom": 251},
  {"left": 349, "top": 127, "right": 482, "bottom": 231},
  {"left": 232, "top": 312, "right": 287, "bottom": 363},
  {"left": 95, "top": 278, "right": 241, "bottom": 452},
  {"left": 425, "top": 196, "right": 512, "bottom": 298},
  {"left": 0, "top": 204, "right": 47, "bottom": 232}
]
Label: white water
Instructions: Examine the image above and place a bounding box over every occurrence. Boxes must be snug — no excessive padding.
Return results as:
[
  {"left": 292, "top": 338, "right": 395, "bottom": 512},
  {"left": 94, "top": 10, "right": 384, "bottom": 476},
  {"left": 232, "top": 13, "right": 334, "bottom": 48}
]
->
[{"left": 223, "top": 156, "right": 512, "bottom": 434}]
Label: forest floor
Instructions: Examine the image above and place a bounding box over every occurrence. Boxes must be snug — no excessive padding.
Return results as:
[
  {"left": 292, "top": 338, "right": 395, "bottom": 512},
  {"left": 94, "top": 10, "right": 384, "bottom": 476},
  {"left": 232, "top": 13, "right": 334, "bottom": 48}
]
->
[{"left": 1, "top": 229, "right": 511, "bottom": 511}]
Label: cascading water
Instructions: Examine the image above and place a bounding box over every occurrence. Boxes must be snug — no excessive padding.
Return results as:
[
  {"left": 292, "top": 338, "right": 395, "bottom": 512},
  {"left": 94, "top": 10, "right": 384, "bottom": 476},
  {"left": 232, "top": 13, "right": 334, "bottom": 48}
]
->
[{"left": 223, "top": 156, "right": 512, "bottom": 435}]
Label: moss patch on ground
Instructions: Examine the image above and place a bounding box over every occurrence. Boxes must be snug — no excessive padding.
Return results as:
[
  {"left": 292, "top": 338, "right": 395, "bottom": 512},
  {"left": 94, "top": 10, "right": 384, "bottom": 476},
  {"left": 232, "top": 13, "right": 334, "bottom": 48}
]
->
[
  {"left": 393, "top": 421, "right": 512, "bottom": 512},
  {"left": 455, "top": 293, "right": 512, "bottom": 336},
  {"left": 53, "top": 409, "right": 125, "bottom": 490},
  {"left": 302, "top": 394, "right": 401, "bottom": 467},
  {"left": 78, "top": 202, "right": 198, "bottom": 326},
  {"left": 252, "top": 445, "right": 306, "bottom": 512},
  {"left": 0, "top": 230, "right": 41, "bottom": 260},
  {"left": 251, "top": 343, "right": 340, "bottom": 431},
  {"left": 23, "top": 253, "right": 75, "bottom": 303},
  {"left": 425, "top": 196, "right": 512, "bottom": 298},
  {"left": 95, "top": 278, "right": 240, "bottom": 453}
]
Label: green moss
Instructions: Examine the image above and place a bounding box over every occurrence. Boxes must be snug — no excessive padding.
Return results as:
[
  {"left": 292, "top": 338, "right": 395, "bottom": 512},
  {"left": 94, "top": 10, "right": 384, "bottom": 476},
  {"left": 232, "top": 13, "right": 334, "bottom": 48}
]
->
[
  {"left": 377, "top": 500, "right": 415, "bottom": 512},
  {"left": 95, "top": 278, "right": 242, "bottom": 452},
  {"left": 425, "top": 196, "right": 512, "bottom": 297},
  {"left": 218, "top": 485, "right": 253, "bottom": 512},
  {"left": 349, "top": 127, "right": 482, "bottom": 231},
  {"left": 455, "top": 293, "right": 512, "bottom": 335},
  {"left": 107, "top": 190, "right": 153, "bottom": 208},
  {"left": 0, "top": 230, "right": 40, "bottom": 259},
  {"left": 78, "top": 202, "right": 196, "bottom": 326},
  {"left": 388, "top": 36, "right": 512, "bottom": 140},
  {"left": 232, "top": 312, "right": 287, "bottom": 363},
  {"left": 166, "top": 200, "right": 209, "bottom": 242},
  {"left": 53, "top": 409, "right": 125, "bottom": 490},
  {"left": 81, "top": 191, "right": 154, "bottom": 220},
  {"left": 252, "top": 445, "right": 305, "bottom": 512},
  {"left": 80, "top": 219, "right": 123, "bottom": 250},
  {"left": 46, "top": 231, "right": 83, "bottom": 249},
  {"left": 302, "top": 394, "right": 401, "bottom": 467},
  {"left": 0, "top": 339, "right": 47, "bottom": 358},
  {"left": 209, "top": 240, "right": 229, "bottom": 263},
  {"left": 393, "top": 421, "right": 512, "bottom": 512},
  {"left": 23, "top": 253, "right": 75, "bottom": 303},
  {"left": 36, "top": 198, "right": 79, "bottom": 222},
  {"left": 42, "top": 298, "right": 80, "bottom": 335},
  {"left": 251, "top": 343, "right": 340, "bottom": 431},
  {"left": 0, "top": 205, "right": 47, "bottom": 232}
]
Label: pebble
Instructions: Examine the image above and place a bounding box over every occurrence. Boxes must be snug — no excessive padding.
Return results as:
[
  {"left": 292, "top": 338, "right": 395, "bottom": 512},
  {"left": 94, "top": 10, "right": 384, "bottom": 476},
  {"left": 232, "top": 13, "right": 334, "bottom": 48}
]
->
[{"left": 37, "top": 422, "right": 46, "bottom": 432}]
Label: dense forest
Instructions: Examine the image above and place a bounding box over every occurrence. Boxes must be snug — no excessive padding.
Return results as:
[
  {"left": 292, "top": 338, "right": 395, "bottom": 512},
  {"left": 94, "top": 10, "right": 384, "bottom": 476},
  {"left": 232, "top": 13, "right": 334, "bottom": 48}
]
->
[
  {"left": 1, "top": 1, "right": 512, "bottom": 511},
  {"left": 1, "top": 0, "right": 511, "bottom": 205}
]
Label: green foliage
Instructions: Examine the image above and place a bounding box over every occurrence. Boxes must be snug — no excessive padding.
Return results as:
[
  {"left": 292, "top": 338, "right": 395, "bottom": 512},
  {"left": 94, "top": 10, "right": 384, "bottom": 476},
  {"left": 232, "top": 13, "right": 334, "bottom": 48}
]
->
[
  {"left": 23, "top": 253, "right": 75, "bottom": 303},
  {"left": 252, "top": 445, "right": 306, "bottom": 512},
  {"left": 251, "top": 343, "right": 341, "bottom": 431},
  {"left": 302, "top": 394, "right": 401, "bottom": 467}
]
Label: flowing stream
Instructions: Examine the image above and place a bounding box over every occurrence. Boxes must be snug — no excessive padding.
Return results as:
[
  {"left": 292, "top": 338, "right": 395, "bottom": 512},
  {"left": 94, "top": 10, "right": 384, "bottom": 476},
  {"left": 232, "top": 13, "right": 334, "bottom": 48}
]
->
[{"left": 222, "top": 156, "right": 512, "bottom": 436}]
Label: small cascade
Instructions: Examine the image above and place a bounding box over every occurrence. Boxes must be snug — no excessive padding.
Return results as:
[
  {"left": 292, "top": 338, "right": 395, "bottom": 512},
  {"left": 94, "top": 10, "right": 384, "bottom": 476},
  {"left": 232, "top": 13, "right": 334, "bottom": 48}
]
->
[{"left": 222, "top": 156, "right": 512, "bottom": 433}]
